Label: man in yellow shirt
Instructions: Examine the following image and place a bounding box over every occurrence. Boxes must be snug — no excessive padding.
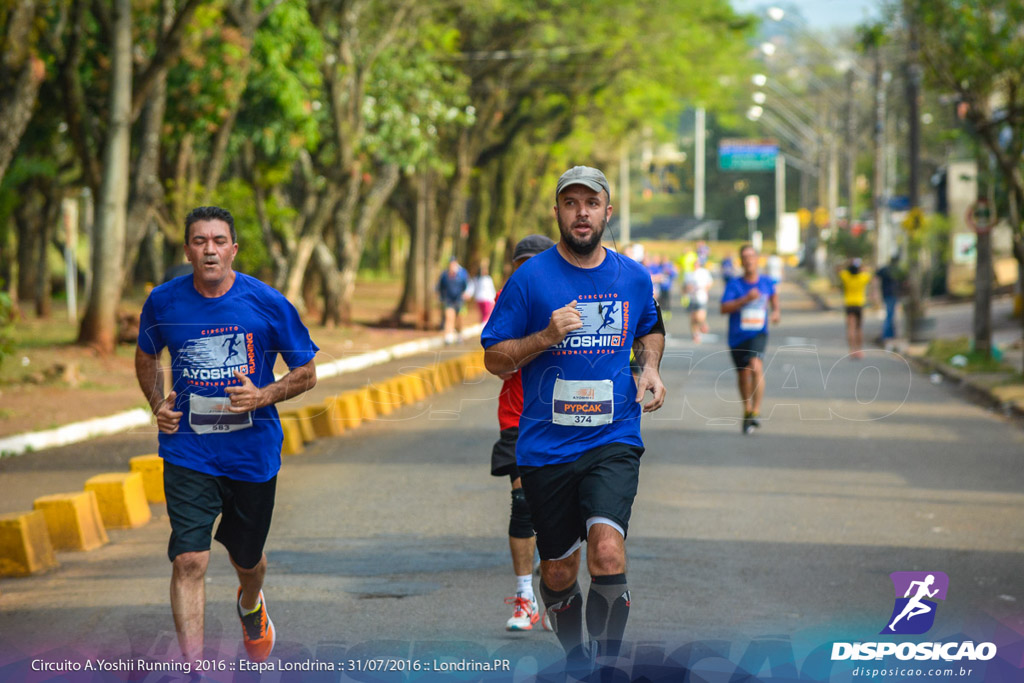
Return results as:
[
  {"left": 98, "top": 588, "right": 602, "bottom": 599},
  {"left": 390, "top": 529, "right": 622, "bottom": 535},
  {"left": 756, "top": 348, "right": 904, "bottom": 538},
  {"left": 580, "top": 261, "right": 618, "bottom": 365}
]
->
[{"left": 839, "top": 258, "right": 874, "bottom": 358}]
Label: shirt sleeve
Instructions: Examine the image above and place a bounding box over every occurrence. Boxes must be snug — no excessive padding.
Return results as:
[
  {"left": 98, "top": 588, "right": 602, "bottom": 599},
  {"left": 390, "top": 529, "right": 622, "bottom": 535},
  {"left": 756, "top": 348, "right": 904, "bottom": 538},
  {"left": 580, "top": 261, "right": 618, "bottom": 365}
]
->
[
  {"left": 137, "top": 294, "right": 164, "bottom": 355},
  {"left": 480, "top": 275, "right": 528, "bottom": 349},
  {"left": 634, "top": 290, "right": 660, "bottom": 337},
  {"left": 271, "top": 295, "right": 319, "bottom": 370},
  {"left": 722, "top": 278, "right": 741, "bottom": 304}
]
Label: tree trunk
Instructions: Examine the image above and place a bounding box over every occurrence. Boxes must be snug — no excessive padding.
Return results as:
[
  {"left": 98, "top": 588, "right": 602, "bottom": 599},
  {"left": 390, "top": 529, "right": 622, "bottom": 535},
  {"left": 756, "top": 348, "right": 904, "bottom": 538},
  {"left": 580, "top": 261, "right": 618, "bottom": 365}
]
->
[
  {"left": 33, "top": 186, "right": 58, "bottom": 318},
  {"left": 0, "top": 0, "right": 46, "bottom": 186},
  {"left": 14, "top": 193, "right": 40, "bottom": 308},
  {"left": 391, "top": 176, "right": 420, "bottom": 321},
  {"left": 0, "top": 54, "right": 45, "bottom": 188},
  {"left": 328, "top": 163, "right": 400, "bottom": 326},
  {"left": 77, "top": 0, "right": 131, "bottom": 354},
  {"left": 240, "top": 140, "right": 288, "bottom": 289},
  {"left": 122, "top": 47, "right": 167, "bottom": 286},
  {"left": 973, "top": 228, "right": 992, "bottom": 356},
  {"left": 314, "top": 242, "right": 343, "bottom": 327}
]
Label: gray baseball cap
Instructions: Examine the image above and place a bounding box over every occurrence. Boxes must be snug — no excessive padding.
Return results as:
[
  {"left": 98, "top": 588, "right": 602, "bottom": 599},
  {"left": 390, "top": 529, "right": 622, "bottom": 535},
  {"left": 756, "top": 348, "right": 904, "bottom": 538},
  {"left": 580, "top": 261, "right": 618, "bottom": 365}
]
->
[
  {"left": 556, "top": 165, "right": 611, "bottom": 201},
  {"left": 513, "top": 234, "right": 556, "bottom": 262}
]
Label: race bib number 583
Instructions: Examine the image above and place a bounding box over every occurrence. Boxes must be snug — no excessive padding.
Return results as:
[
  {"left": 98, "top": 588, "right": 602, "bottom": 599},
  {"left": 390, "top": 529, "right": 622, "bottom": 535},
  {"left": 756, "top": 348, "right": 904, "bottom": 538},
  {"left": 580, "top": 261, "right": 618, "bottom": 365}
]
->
[{"left": 189, "top": 394, "right": 253, "bottom": 434}]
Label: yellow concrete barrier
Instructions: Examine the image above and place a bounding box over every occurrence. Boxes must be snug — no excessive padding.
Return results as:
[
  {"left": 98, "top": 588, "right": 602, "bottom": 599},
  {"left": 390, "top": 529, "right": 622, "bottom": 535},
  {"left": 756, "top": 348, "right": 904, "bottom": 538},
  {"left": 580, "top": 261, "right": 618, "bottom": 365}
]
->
[
  {"left": 455, "top": 354, "right": 475, "bottom": 381},
  {"left": 406, "top": 373, "right": 428, "bottom": 401},
  {"left": 129, "top": 454, "right": 165, "bottom": 503},
  {"left": 280, "top": 417, "right": 305, "bottom": 456},
  {"left": 33, "top": 491, "right": 109, "bottom": 551},
  {"left": 280, "top": 409, "right": 316, "bottom": 443},
  {"left": 0, "top": 510, "right": 58, "bottom": 576},
  {"left": 430, "top": 364, "right": 451, "bottom": 392},
  {"left": 303, "top": 403, "right": 343, "bottom": 438},
  {"left": 462, "top": 351, "right": 487, "bottom": 379},
  {"left": 394, "top": 375, "right": 424, "bottom": 405},
  {"left": 356, "top": 386, "right": 378, "bottom": 422},
  {"left": 410, "top": 367, "right": 437, "bottom": 396},
  {"left": 84, "top": 472, "right": 152, "bottom": 529},
  {"left": 443, "top": 359, "right": 465, "bottom": 385},
  {"left": 334, "top": 391, "right": 364, "bottom": 431},
  {"left": 368, "top": 382, "right": 402, "bottom": 416}
]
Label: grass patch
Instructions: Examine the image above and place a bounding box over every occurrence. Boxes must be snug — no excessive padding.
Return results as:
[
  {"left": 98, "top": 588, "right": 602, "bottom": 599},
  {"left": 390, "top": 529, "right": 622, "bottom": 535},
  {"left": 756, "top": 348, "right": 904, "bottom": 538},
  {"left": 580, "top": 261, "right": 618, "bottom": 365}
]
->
[{"left": 926, "top": 337, "right": 1012, "bottom": 373}]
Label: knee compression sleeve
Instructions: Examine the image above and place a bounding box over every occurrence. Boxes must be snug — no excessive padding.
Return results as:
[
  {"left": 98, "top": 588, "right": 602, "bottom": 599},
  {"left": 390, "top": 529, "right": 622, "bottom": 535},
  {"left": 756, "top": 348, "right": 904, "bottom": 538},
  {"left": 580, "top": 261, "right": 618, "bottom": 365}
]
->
[{"left": 508, "top": 487, "right": 534, "bottom": 539}]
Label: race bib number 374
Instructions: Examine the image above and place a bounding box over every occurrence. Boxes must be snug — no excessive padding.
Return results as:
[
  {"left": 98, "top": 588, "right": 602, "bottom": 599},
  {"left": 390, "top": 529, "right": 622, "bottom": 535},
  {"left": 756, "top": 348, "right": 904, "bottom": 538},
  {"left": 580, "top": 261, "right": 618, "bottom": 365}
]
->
[{"left": 552, "top": 378, "right": 614, "bottom": 427}]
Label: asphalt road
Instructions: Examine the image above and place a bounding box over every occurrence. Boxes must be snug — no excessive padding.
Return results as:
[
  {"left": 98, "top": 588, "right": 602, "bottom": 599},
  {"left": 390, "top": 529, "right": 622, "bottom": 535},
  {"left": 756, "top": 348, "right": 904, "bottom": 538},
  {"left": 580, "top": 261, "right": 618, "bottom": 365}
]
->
[{"left": 2, "top": 281, "right": 1023, "bottom": 682}]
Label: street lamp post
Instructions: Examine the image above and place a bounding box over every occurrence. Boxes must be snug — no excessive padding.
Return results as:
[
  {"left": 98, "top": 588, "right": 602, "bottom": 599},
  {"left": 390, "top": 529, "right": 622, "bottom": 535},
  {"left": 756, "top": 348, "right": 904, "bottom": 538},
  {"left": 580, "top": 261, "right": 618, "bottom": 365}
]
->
[
  {"left": 749, "top": 75, "right": 837, "bottom": 273},
  {"left": 763, "top": 7, "right": 872, "bottom": 271}
]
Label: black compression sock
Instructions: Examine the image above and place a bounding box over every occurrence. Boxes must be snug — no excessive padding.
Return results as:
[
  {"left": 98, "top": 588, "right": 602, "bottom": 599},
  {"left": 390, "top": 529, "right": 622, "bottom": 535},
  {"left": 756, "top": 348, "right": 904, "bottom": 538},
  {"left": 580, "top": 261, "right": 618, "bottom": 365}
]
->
[
  {"left": 587, "top": 573, "right": 630, "bottom": 658},
  {"left": 540, "top": 580, "right": 585, "bottom": 656}
]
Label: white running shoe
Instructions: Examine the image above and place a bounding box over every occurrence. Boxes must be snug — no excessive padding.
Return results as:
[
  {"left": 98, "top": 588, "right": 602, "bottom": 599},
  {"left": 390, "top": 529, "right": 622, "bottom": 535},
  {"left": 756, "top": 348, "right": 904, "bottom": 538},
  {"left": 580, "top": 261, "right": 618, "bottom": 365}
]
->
[
  {"left": 540, "top": 609, "right": 553, "bottom": 631},
  {"left": 505, "top": 594, "right": 541, "bottom": 631}
]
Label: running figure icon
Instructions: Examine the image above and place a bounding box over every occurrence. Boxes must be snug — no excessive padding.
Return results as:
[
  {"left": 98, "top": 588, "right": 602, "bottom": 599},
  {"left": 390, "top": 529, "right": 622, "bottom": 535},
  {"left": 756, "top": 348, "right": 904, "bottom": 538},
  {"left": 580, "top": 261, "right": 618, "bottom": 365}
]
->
[
  {"left": 888, "top": 574, "right": 939, "bottom": 631},
  {"left": 596, "top": 301, "right": 618, "bottom": 335},
  {"left": 222, "top": 334, "right": 241, "bottom": 367}
]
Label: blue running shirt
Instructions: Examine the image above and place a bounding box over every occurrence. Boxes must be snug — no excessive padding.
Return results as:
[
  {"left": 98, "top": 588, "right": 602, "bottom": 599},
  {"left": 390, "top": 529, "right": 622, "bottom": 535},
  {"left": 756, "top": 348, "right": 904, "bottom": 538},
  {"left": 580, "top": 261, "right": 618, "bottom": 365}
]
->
[
  {"left": 722, "top": 274, "right": 776, "bottom": 348},
  {"left": 138, "top": 273, "right": 318, "bottom": 482},
  {"left": 481, "top": 247, "right": 659, "bottom": 467}
]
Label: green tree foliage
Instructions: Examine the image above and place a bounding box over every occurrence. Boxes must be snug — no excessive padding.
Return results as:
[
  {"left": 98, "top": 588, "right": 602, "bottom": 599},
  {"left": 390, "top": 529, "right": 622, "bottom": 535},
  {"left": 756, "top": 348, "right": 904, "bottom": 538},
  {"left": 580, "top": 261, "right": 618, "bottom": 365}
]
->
[
  {"left": 911, "top": 0, "right": 1024, "bottom": 261},
  {"left": 1, "top": 0, "right": 763, "bottom": 336}
]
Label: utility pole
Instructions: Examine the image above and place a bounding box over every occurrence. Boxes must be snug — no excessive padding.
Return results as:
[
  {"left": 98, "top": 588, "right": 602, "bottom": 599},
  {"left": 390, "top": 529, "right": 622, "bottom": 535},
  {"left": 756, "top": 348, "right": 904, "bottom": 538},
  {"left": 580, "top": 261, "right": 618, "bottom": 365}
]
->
[
  {"left": 619, "top": 145, "right": 631, "bottom": 243},
  {"left": 904, "top": 1, "right": 926, "bottom": 340},
  {"left": 845, "top": 68, "right": 856, "bottom": 234},
  {"left": 695, "top": 107, "right": 706, "bottom": 221},
  {"left": 872, "top": 44, "right": 888, "bottom": 267}
]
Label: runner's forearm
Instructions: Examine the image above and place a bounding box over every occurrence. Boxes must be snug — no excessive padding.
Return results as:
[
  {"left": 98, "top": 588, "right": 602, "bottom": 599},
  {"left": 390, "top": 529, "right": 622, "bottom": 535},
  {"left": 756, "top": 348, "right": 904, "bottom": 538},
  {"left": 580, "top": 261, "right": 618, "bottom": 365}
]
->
[
  {"left": 632, "top": 332, "right": 665, "bottom": 373},
  {"left": 257, "top": 360, "right": 317, "bottom": 408},
  {"left": 135, "top": 347, "right": 166, "bottom": 413},
  {"left": 720, "top": 298, "right": 745, "bottom": 314},
  {"left": 485, "top": 330, "right": 557, "bottom": 376}
]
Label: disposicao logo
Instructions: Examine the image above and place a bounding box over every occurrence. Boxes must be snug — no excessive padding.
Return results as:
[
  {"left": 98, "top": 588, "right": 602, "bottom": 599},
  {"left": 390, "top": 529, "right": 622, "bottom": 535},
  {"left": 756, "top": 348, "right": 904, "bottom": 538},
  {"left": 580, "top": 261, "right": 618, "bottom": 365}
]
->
[
  {"left": 831, "top": 571, "right": 997, "bottom": 663},
  {"left": 881, "top": 571, "right": 948, "bottom": 635}
]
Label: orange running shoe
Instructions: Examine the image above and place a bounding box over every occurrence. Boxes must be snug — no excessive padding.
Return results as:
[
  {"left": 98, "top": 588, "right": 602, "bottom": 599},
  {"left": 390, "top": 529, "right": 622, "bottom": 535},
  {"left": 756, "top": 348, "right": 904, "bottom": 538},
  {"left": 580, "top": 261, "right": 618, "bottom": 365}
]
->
[{"left": 237, "top": 588, "right": 276, "bottom": 662}]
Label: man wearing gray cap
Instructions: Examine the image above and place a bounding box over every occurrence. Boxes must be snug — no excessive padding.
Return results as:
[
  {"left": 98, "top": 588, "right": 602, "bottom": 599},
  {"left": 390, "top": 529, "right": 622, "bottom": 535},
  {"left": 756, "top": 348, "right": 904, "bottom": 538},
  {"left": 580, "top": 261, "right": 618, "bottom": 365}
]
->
[
  {"left": 481, "top": 165, "right": 666, "bottom": 670},
  {"left": 490, "top": 234, "right": 556, "bottom": 633}
]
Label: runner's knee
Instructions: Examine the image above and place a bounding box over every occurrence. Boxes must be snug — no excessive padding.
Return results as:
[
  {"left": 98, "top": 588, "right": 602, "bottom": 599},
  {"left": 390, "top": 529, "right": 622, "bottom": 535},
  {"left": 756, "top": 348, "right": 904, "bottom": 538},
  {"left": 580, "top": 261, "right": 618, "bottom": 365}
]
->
[
  {"left": 586, "top": 524, "right": 626, "bottom": 575},
  {"left": 172, "top": 551, "right": 209, "bottom": 579},
  {"left": 541, "top": 558, "right": 579, "bottom": 591}
]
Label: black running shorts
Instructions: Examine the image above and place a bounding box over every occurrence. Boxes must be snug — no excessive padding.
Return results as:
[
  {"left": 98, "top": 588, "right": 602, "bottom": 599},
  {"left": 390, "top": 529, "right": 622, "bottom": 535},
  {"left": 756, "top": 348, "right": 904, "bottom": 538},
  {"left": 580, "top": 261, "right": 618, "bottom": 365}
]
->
[
  {"left": 845, "top": 305, "right": 863, "bottom": 323},
  {"left": 163, "top": 460, "right": 276, "bottom": 569},
  {"left": 519, "top": 442, "right": 643, "bottom": 561},
  {"left": 490, "top": 427, "right": 520, "bottom": 479},
  {"left": 730, "top": 332, "right": 768, "bottom": 369}
]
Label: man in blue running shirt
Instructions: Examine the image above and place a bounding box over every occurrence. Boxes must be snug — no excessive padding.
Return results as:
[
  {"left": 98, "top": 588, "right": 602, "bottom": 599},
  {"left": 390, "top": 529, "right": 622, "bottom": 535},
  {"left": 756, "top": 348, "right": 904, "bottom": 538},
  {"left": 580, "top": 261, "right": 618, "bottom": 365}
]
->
[
  {"left": 135, "top": 206, "right": 318, "bottom": 664},
  {"left": 482, "top": 166, "right": 666, "bottom": 669},
  {"left": 720, "top": 244, "right": 780, "bottom": 434}
]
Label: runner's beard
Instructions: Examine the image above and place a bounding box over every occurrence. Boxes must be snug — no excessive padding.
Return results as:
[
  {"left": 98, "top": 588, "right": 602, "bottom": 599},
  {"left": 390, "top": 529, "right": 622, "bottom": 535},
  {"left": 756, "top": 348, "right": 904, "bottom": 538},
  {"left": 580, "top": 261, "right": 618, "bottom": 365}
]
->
[{"left": 558, "top": 214, "right": 606, "bottom": 257}]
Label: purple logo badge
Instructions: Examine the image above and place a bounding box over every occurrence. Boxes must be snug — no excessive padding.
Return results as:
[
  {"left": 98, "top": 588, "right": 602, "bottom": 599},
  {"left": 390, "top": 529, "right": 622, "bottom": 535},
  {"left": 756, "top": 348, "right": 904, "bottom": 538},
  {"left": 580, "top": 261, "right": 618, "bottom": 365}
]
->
[{"left": 881, "top": 571, "right": 949, "bottom": 635}]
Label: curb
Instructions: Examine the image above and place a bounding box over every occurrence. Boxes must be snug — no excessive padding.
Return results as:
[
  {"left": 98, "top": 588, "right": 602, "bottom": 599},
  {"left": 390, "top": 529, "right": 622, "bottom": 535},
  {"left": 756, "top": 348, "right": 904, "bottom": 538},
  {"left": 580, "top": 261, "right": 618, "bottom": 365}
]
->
[
  {"left": 0, "top": 349, "right": 488, "bottom": 577},
  {"left": 906, "top": 352, "right": 1024, "bottom": 425},
  {"left": 0, "top": 324, "right": 485, "bottom": 458}
]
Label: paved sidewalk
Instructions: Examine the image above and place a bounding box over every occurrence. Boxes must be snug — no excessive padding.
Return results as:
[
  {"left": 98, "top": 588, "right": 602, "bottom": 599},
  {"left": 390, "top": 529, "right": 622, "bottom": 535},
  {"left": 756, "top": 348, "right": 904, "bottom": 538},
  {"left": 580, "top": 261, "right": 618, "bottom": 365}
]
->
[{"left": 794, "top": 270, "right": 1024, "bottom": 416}]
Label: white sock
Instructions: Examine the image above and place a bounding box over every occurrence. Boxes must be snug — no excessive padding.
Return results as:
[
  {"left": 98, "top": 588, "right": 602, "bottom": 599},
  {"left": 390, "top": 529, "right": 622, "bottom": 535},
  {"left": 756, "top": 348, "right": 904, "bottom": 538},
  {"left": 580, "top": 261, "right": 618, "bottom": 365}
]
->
[
  {"left": 516, "top": 575, "right": 534, "bottom": 600},
  {"left": 239, "top": 594, "right": 262, "bottom": 615}
]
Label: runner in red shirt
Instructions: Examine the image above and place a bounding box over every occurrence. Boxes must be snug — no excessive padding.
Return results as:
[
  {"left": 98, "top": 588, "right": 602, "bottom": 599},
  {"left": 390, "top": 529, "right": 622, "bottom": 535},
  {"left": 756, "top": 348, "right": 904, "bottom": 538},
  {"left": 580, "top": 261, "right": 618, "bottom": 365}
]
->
[{"left": 490, "top": 234, "right": 556, "bottom": 631}]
